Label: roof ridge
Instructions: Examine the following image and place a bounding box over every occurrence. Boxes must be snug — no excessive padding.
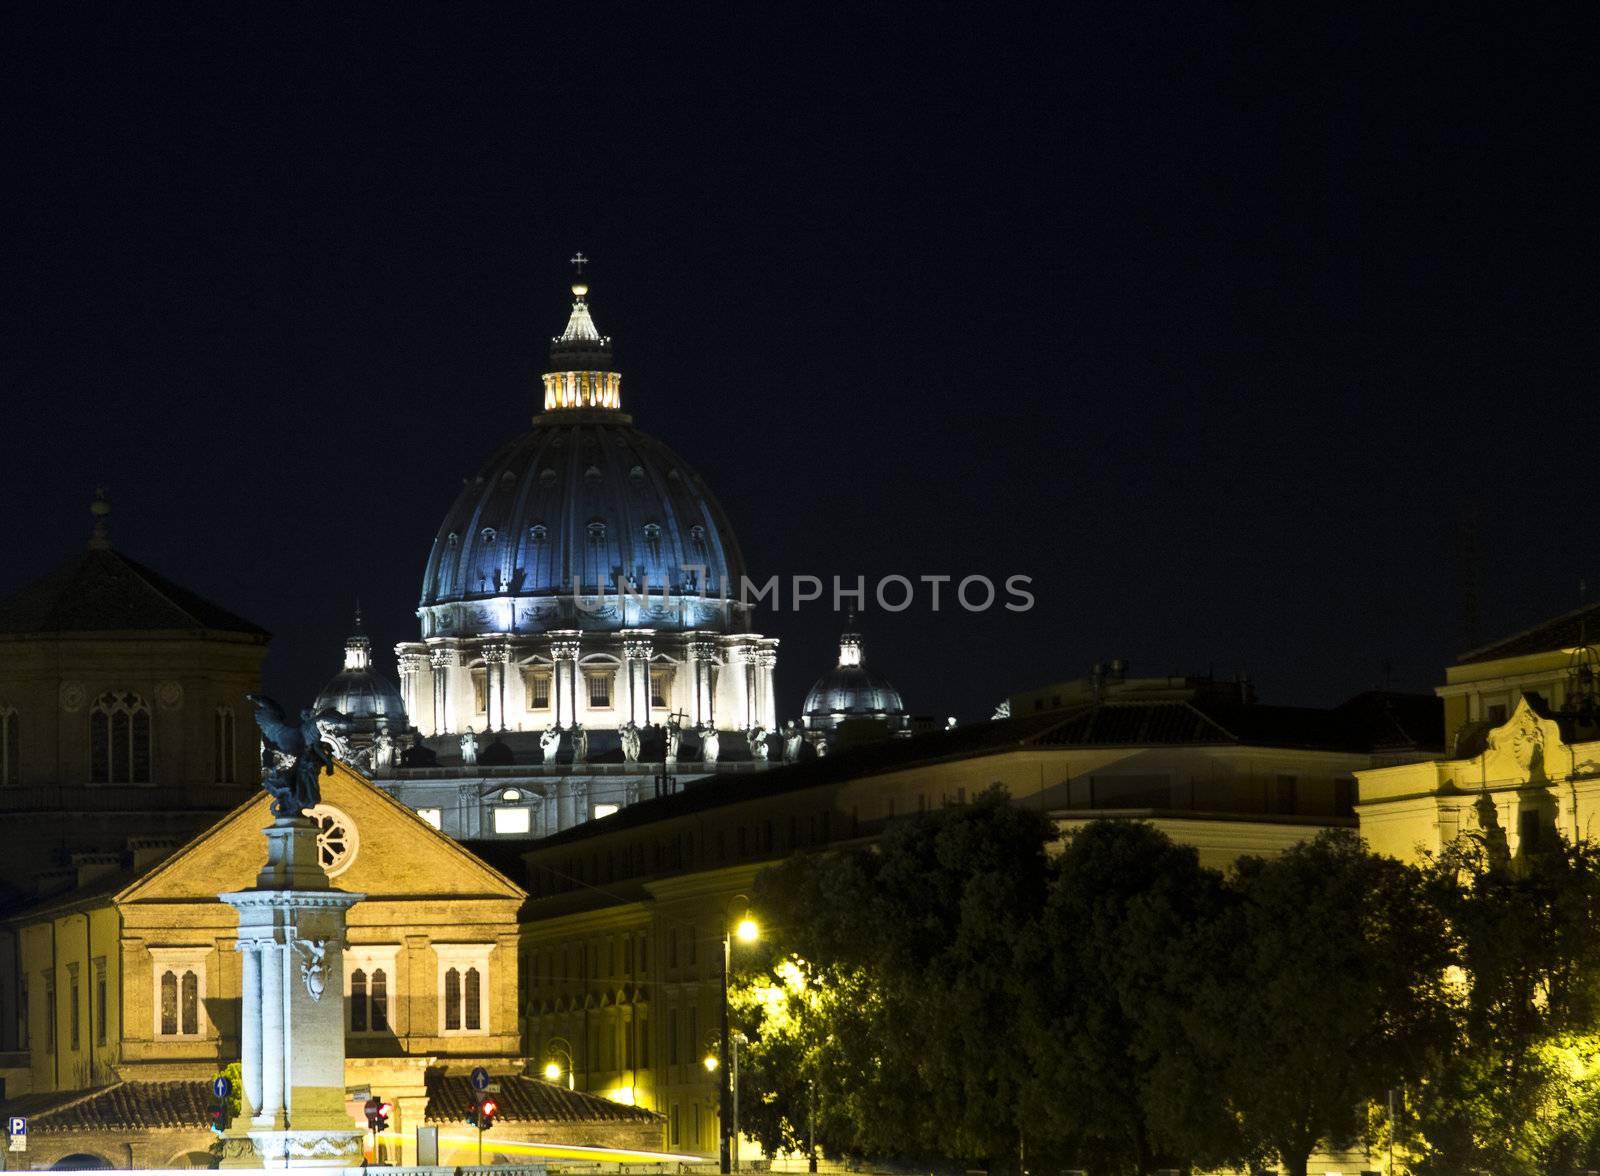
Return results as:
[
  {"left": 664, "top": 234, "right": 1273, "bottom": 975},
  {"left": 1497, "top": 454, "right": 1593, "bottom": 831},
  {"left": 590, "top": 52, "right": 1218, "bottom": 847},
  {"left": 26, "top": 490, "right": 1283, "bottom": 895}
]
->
[
  {"left": 37, "top": 1081, "right": 125, "bottom": 1122},
  {"left": 1184, "top": 699, "right": 1240, "bottom": 742},
  {"left": 1458, "top": 598, "right": 1600, "bottom": 662}
]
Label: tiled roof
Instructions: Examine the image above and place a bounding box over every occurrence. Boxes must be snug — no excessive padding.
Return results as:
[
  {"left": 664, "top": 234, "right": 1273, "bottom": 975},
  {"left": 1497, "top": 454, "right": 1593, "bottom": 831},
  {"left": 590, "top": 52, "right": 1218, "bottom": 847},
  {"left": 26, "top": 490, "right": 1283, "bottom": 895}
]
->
[
  {"left": 0, "top": 1082, "right": 212, "bottom": 1133},
  {"left": 425, "top": 1073, "right": 660, "bottom": 1124},
  {"left": 0, "top": 547, "right": 268, "bottom": 636},
  {"left": 1458, "top": 601, "right": 1600, "bottom": 665}
]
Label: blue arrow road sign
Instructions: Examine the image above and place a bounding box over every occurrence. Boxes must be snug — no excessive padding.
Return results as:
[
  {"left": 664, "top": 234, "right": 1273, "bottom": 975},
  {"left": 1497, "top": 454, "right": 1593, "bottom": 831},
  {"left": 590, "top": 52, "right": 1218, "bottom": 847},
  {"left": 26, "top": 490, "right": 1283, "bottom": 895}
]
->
[
  {"left": 212, "top": 1076, "right": 232, "bottom": 1100},
  {"left": 469, "top": 1067, "right": 490, "bottom": 1092}
]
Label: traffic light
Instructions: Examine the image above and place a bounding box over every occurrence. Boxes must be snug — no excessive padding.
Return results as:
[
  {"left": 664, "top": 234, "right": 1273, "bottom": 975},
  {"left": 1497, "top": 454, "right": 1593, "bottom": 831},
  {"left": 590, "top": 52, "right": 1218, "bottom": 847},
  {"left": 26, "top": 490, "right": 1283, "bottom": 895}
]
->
[
  {"left": 208, "top": 1106, "right": 227, "bottom": 1136},
  {"left": 476, "top": 1097, "right": 497, "bottom": 1132},
  {"left": 364, "top": 1097, "right": 390, "bottom": 1133}
]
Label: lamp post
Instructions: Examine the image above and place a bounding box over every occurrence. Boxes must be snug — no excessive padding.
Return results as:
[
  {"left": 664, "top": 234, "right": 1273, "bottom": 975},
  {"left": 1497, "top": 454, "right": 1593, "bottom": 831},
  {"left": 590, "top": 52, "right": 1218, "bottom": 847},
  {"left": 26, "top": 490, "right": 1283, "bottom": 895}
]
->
[
  {"left": 542, "top": 1036, "right": 575, "bottom": 1090},
  {"left": 720, "top": 915, "right": 758, "bottom": 1174}
]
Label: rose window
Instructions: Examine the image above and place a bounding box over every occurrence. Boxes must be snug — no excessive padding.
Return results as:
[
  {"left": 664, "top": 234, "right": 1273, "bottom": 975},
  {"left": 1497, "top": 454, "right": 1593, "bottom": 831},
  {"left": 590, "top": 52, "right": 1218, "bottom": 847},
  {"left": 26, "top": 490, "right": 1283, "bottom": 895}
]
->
[{"left": 302, "top": 804, "right": 359, "bottom": 877}]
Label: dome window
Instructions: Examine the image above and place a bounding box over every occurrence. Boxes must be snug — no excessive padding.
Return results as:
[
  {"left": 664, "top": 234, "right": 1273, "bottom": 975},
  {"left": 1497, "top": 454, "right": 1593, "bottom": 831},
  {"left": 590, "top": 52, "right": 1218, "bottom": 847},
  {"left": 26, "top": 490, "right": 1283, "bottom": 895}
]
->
[
  {"left": 501, "top": 788, "right": 522, "bottom": 802},
  {"left": 530, "top": 524, "right": 548, "bottom": 543},
  {"left": 584, "top": 465, "right": 603, "bottom": 482},
  {"left": 481, "top": 527, "right": 497, "bottom": 545},
  {"left": 540, "top": 468, "right": 557, "bottom": 485},
  {"left": 629, "top": 464, "right": 645, "bottom": 482},
  {"left": 447, "top": 532, "right": 459, "bottom": 547},
  {"left": 587, "top": 521, "right": 608, "bottom": 543},
  {"left": 643, "top": 522, "right": 662, "bottom": 557},
  {"left": 501, "top": 470, "right": 516, "bottom": 483}
]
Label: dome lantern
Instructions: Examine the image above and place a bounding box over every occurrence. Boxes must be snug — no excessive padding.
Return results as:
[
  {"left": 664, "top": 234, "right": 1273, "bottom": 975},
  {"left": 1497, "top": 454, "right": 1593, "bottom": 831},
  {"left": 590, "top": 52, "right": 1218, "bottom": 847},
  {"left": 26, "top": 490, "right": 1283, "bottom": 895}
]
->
[{"left": 542, "top": 252, "right": 622, "bottom": 413}]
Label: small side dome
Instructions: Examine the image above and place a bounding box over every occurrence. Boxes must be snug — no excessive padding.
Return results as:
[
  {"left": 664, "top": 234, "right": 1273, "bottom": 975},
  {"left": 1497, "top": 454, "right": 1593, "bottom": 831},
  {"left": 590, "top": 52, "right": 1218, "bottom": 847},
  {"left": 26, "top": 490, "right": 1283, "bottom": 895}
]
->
[
  {"left": 313, "top": 605, "right": 407, "bottom": 738},
  {"left": 802, "top": 620, "right": 910, "bottom": 736}
]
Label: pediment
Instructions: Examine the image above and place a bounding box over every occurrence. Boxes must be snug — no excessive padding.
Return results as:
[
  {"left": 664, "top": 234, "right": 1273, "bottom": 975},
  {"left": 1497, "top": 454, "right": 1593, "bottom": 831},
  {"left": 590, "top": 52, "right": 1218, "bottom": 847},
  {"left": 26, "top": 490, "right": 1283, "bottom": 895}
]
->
[
  {"left": 1479, "top": 697, "right": 1569, "bottom": 786},
  {"left": 117, "top": 762, "right": 526, "bottom": 905}
]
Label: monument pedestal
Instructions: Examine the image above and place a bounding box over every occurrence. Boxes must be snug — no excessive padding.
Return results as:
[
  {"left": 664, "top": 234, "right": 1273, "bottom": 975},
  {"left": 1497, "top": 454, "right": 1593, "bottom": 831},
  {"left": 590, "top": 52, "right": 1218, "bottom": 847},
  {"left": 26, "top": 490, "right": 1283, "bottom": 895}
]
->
[{"left": 220, "top": 817, "right": 366, "bottom": 1168}]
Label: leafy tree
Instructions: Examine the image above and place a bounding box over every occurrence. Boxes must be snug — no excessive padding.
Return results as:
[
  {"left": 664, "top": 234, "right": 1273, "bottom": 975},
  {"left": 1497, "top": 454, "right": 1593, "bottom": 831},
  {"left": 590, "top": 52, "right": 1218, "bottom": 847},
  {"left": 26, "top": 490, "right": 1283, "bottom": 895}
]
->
[
  {"left": 1017, "top": 820, "right": 1238, "bottom": 1173},
  {"left": 1199, "top": 830, "right": 1456, "bottom": 1176},
  {"left": 734, "top": 788, "right": 1054, "bottom": 1170},
  {"left": 1408, "top": 832, "right": 1600, "bottom": 1173}
]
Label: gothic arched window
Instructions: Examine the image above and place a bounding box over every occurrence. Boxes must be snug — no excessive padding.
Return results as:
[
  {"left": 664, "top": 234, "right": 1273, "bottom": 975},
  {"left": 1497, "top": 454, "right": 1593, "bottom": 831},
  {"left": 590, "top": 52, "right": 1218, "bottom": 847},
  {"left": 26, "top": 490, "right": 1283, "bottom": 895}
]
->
[
  {"left": 90, "top": 692, "right": 151, "bottom": 784},
  {"left": 444, "top": 968, "right": 461, "bottom": 1031},
  {"left": 464, "top": 967, "right": 482, "bottom": 1031},
  {"left": 350, "top": 969, "right": 368, "bottom": 1032},
  {"left": 159, "top": 971, "right": 177, "bottom": 1036},
  {"left": 370, "top": 968, "right": 388, "bottom": 1032},
  {"left": 180, "top": 970, "right": 198, "bottom": 1036}
]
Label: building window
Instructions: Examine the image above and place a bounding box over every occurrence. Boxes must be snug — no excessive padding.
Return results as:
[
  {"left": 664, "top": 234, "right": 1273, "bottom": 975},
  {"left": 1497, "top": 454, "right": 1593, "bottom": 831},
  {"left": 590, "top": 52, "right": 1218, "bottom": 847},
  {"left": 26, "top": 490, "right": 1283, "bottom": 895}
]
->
[
  {"left": 493, "top": 807, "right": 531, "bottom": 835},
  {"left": 1486, "top": 702, "right": 1508, "bottom": 724},
  {"left": 1274, "top": 775, "right": 1298, "bottom": 814},
  {"left": 650, "top": 671, "right": 670, "bottom": 709},
  {"left": 525, "top": 672, "right": 551, "bottom": 710},
  {"left": 587, "top": 672, "right": 613, "bottom": 709},
  {"left": 593, "top": 803, "right": 619, "bottom": 820},
  {"left": 0, "top": 706, "right": 18, "bottom": 785},
  {"left": 472, "top": 670, "right": 488, "bottom": 715},
  {"left": 150, "top": 948, "right": 207, "bottom": 1038},
  {"left": 214, "top": 707, "right": 235, "bottom": 783},
  {"left": 94, "top": 960, "right": 107, "bottom": 1047},
  {"left": 347, "top": 948, "right": 399, "bottom": 1034},
  {"left": 437, "top": 945, "right": 493, "bottom": 1036},
  {"left": 670, "top": 1103, "right": 680, "bottom": 1147},
  {"left": 302, "top": 804, "right": 359, "bottom": 877},
  {"left": 668, "top": 1007, "right": 679, "bottom": 1065},
  {"left": 416, "top": 807, "right": 442, "bottom": 830},
  {"left": 44, "top": 973, "right": 54, "bottom": 1054},
  {"left": 68, "top": 964, "right": 80, "bottom": 1052},
  {"left": 90, "top": 692, "right": 152, "bottom": 784}
]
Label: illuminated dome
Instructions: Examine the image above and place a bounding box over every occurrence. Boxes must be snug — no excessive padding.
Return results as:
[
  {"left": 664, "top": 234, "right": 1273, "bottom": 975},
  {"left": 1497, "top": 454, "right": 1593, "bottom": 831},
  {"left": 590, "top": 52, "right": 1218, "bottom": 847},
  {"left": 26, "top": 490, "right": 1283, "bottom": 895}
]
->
[
  {"left": 417, "top": 272, "right": 747, "bottom": 639},
  {"left": 314, "top": 607, "right": 407, "bottom": 736},
  {"left": 395, "top": 259, "right": 776, "bottom": 745},
  {"left": 802, "top": 622, "right": 910, "bottom": 735}
]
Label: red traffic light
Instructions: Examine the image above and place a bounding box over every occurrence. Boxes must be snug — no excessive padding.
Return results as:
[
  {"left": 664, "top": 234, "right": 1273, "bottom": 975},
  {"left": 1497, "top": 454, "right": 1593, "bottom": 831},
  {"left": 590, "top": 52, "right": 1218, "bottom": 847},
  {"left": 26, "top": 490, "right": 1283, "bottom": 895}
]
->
[
  {"left": 208, "top": 1106, "right": 227, "bottom": 1136},
  {"left": 364, "top": 1096, "right": 390, "bottom": 1131},
  {"left": 479, "top": 1098, "right": 497, "bottom": 1118}
]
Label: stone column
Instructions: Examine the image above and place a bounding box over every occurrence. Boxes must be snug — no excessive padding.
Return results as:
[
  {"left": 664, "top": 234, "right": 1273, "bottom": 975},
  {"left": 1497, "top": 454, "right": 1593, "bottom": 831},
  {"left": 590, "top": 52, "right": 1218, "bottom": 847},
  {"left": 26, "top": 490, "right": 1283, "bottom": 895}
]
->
[
  {"left": 482, "top": 639, "right": 513, "bottom": 732},
  {"left": 395, "top": 650, "right": 430, "bottom": 733},
  {"left": 429, "top": 648, "right": 457, "bottom": 735},
  {"left": 757, "top": 643, "right": 779, "bottom": 730},
  {"left": 622, "top": 632, "right": 654, "bottom": 728},
  {"left": 550, "top": 633, "right": 581, "bottom": 729},
  {"left": 221, "top": 817, "right": 365, "bottom": 1168},
  {"left": 685, "top": 636, "right": 716, "bottom": 729}
]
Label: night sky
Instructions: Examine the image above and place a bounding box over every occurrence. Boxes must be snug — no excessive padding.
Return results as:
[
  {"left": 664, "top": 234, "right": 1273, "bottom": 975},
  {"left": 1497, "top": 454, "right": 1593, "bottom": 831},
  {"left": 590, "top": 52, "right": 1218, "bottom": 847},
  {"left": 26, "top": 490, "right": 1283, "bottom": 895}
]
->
[{"left": 2, "top": 7, "right": 1594, "bottom": 723}]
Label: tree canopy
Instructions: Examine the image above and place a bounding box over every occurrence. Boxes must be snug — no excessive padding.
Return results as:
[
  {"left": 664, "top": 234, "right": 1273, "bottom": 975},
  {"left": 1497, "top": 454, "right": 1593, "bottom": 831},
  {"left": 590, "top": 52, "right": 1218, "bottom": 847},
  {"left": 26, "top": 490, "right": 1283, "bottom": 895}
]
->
[{"left": 730, "top": 790, "right": 1600, "bottom": 1174}]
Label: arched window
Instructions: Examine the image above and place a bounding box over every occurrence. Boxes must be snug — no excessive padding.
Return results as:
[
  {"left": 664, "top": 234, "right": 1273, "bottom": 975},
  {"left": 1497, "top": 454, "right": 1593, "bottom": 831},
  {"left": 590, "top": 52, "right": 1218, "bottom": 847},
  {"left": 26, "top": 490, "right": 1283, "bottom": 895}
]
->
[
  {"left": 214, "top": 707, "right": 235, "bottom": 784},
  {"left": 89, "top": 692, "right": 151, "bottom": 784},
  {"left": 464, "top": 968, "right": 481, "bottom": 1031},
  {"left": 0, "top": 706, "right": 17, "bottom": 786},
  {"left": 370, "top": 968, "right": 388, "bottom": 1032},
  {"left": 159, "top": 971, "right": 177, "bottom": 1036},
  {"left": 444, "top": 968, "right": 461, "bottom": 1031},
  {"left": 180, "top": 971, "right": 198, "bottom": 1036},
  {"left": 350, "top": 969, "right": 368, "bottom": 1032}
]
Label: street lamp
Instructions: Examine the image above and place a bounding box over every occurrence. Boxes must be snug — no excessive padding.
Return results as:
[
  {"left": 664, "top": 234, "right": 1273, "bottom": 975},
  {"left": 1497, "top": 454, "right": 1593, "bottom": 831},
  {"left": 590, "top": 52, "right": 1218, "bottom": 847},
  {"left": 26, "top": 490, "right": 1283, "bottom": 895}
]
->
[
  {"left": 542, "top": 1036, "right": 575, "bottom": 1090},
  {"left": 720, "top": 906, "right": 758, "bottom": 1175}
]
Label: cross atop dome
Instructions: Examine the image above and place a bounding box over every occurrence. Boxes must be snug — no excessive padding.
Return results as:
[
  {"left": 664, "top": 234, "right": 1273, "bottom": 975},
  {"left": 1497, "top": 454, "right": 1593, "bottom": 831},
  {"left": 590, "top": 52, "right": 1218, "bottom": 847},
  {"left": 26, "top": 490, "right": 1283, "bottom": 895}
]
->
[{"left": 544, "top": 255, "right": 622, "bottom": 414}]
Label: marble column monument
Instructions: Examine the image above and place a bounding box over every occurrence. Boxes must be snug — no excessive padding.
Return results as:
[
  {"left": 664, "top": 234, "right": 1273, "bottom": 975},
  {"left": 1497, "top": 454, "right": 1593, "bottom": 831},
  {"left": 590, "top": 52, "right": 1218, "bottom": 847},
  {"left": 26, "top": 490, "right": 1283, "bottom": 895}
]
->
[{"left": 221, "top": 697, "right": 366, "bottom": 1168}]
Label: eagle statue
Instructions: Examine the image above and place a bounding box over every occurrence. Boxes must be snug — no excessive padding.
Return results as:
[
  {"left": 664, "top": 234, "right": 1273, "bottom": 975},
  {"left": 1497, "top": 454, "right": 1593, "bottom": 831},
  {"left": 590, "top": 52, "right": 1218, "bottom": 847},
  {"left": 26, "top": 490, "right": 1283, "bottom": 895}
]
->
[{"left": 247, "top": 694, "right": 349, "bottom": 818}]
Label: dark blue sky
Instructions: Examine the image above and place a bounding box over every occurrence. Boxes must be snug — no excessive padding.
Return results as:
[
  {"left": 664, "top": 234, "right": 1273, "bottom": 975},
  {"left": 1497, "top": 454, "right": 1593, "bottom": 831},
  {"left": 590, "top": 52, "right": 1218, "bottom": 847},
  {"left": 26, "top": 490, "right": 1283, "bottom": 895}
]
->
[{"left": 2, "top": 6, "right": 1594, "bottom": 721}]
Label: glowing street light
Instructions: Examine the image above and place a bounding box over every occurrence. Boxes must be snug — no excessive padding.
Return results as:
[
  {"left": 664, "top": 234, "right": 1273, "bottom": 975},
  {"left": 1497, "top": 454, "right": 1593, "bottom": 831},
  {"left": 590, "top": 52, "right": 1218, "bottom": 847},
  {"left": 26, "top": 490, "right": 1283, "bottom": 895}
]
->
[
  {"left": 721, "top": 904, "right": 759, "bottom": 1174},
  {"left": 543, "top": 1035, "right": 575, "bottom": 1090},
  {"left": 704, "top": 1054, "right": 719, "bottom": 1072},
  {"left": 543, "top": 1061, "right": 562, "bottom": 1082}
]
